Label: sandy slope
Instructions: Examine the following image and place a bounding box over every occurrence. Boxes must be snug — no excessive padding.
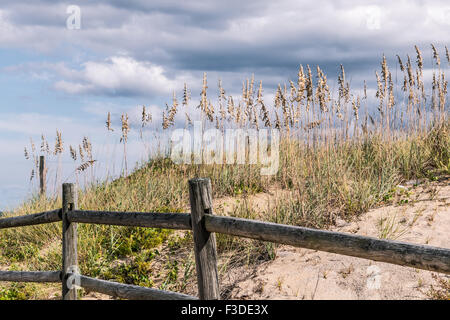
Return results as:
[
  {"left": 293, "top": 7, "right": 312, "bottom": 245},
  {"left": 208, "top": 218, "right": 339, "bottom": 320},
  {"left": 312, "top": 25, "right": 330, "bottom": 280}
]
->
[{"left": 228, "top": 178, "right": 449, "bottom": 300}]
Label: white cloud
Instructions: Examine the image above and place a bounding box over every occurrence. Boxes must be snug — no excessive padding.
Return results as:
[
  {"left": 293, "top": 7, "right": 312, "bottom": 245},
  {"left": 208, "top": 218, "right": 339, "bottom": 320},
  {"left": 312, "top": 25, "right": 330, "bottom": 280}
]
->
[{"left": 52, "top": 56, "right": 193, "bottom": 96}]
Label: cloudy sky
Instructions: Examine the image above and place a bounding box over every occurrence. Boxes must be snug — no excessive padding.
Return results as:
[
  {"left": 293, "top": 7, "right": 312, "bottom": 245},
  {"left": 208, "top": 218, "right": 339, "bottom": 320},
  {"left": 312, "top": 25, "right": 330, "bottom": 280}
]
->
[{"left": 0, "top": 0, "right": 449, "bottom": 209}]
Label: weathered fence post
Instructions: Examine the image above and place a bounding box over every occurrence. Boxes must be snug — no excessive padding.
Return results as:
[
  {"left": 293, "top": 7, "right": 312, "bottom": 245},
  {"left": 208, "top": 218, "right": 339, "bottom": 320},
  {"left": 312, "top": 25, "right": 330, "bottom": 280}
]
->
[
  {"left": 39, "top": 156, "right": 46, "bottom": 196},
  {"left": 62, "top": 183, "right": 78, "bottom": 300},
  {"left": 188, "top": 178, "right": 220, "bottom": 300}
]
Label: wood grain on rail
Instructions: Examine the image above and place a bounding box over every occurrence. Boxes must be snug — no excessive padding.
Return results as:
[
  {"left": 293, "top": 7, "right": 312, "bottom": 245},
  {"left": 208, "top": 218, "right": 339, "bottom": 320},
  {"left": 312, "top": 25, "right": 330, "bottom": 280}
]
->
[
  {"left": 205, "top": 215, "right": 450, "bottom": 275},
  {"left": 79, "top": 275, "right": 198, "bottom": 300},
  {"left": 0, "top": 209, "right": 61, "bottom": 229},
  {"left": 68, "top": 210, "right": 191, "bottom": 230},
  {"left": 0, "top": 271, "right": 61, "bottom": 283}
]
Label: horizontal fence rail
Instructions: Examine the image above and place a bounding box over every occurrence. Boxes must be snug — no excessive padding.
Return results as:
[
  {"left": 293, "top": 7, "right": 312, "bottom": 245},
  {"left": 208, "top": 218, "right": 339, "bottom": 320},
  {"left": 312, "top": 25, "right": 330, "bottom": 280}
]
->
[
  {"left": 78, "top": 275, "right": 198, "bottom": 300},
  {"left": 68, "top": 210, "right": 191, "bottom": 230},
  {"left": 205, "top": 215, "right": 450, "bottom": 275},
  {"left": 0, "top": 177, "right": 449, "bottom": 300},
  {"left": 0, "top": 271, "right": 61, "bottom": 283},
  {"left": 0, "top": 209, "right": 61, "bottom": 229}
]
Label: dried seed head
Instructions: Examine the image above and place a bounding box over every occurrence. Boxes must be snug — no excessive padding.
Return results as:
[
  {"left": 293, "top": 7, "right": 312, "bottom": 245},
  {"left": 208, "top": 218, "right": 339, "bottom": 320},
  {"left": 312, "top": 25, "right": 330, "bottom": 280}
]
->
[
  {"left": 183, "top": 83, "right": 190, "bottom": 107},
  {"left": 338, "top": 65, "right": 350, "bottom": 103},
  {"left": 120, "top": 113, "right": 130, "bottom": 141},
  {"left": 316, "top": 66, "right": 330, "bottom": 113},
  {"left": 82, "top": 136, "right": 92, "bottom": 159},
  {"left": 185, "top": 112, "right": 192, "bottom": 126},
  {"left": 141, "top": 106, "right": 146, "bottom": 124},
  {"left": 106, "top": 112, "right": 114, "bottom": 131},
  {"left": 257, "top": 80, "right": 263, "bottom": 104},
  {"left": 431, "top": 44, "right": 441, "bottom": 67},
  {"left": 79, "top": 145, "right": 85, "bottom": 162},
  {"left": 352, "top": 96, "right": 361, "bottom": 120},
  {"left": 363, "top": 80, "right": 367, "bottom": 100},
  {"left": 227, "top": 96, "right": 235, "bottom": 121},
  {"left": 70, "top": 145, "right": 77, "bottom": 161},
  {"left": 54, "top": 130, "right": 63, "bottom": 155},
  {"left": 40, "top": 134, "right": 47, "bottom": 153},
  {"left": 414, "top": 45, "right": 423, "bottom": 75},
  {"left": 397, "top": 55, "right": 405, "bottom": 72},
  {"left": 76, "top": 160, "right": 97, "bottom": 172},
  {"left": 274, "top": 110, "right": 281, "bottom": 129},
  {"left": 141, "top": 105, "right": 152, "bottom": 127},
  {"left": 199, "top": 72, "right": 208, "bottom": 113},
  {"left": 306, "top": 65, "right": 314, "bottom": 101},
  {"left": 305, "top": 119, "right": 324, "bottom": 131},
  {"left": 446, "top": 46, "right": 450, "bottom": 64},
  {"left": 388, "top": 71, "right": 395, "bottom": 108},
  {"left": 30, "top": 138, "right": 36, "bottom": 154},
  {"left": 406, "top": 55, "right": 415, "bottom": 87},
  {"left": 381, "top": 54, "right": 389, "bottom": 90}
]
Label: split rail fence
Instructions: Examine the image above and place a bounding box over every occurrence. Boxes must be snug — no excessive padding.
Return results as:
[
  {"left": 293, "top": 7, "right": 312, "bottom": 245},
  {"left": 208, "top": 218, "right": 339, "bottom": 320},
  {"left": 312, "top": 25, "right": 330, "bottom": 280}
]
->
[{"left": 0, "top": 178, "right": 449, "bottom": 300}]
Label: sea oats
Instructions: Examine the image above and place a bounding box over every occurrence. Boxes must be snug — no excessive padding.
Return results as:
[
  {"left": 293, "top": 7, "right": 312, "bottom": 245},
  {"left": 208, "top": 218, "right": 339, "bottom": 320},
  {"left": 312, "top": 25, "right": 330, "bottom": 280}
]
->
[
  {"left": 235, "top": 102, "right": 242, "bottom": 125},
  {"left": 445, "top": 46, "right": 449, "bottom": 64},
  {"left": 182, "top": 83, "right": 190, "bottom": 107},
  {"left": 76, "top": 160, "right": 97, "bottom": 172},
  {"left": 306, "top": 65, "right": 314, "bottom": 102},
  {"left": 70, "top": 145, "right": 77, "bottom": 161},
  {"left": 79, "top": 144, "right": 85, "bottom": 162},
  {"left": 257, "top": 80, "right": 263, "bottom": 104},
  {"left": 316, "top": 66, "right": 330, "bottom": 113},
  {"left": 54, "top": 130, "right": 63, "bottom": 155},
  {"left": 106, "top": 112, "right": 113, "bottom": 131},
  {"left": 40, "top": 134, "right": 47, "bottom": 153},
  {"left": 30, "top": 137, "right": 36, "bottom": 154},
  {"left": 305, "top": 119, "right": 323, "bottom": 131},
  {"left": 388, "top": 71, "right": 395, "bottom": 108},
  {"left": 274, "top": 85, "right": 282, "bottom": 109},
  {"left": 141, "top": 106, "right": 146, "bottom": 127},
  {"left": 205, "top": 100, "right": 214, "bottom": 122},
  {"left": 162, "top": 109, "right": 170, "bottom": 130},
  {"left": 381, "top": 54, "right": 389, "bottom": 90},
  {"left": 227, "top": 96, "right": 235, "bottom": 121},
  {"left": 185, "top": 112, "right": 193, "bottom": 126},
  {"left": 338, "top": 65, "right": 350, "bottom": 104},
  {"left": 260, "top": 101, "right": 271, "bottom": 128},
  {"left": 414, "top": 45, "right": 423, "bottom": 75},
  {"left": 363, "top": 80, "right": 368, "bottom": 100},
  {"left": 218, "top": 80, "right": 226, "bottom": 124},
  {"left": 200, "top": 72, "right": 208, "bottom": 114},
  {"left": 431, "top": 44, "right": 441, "bottom": 67},
  {"left": 406, "top": 55, "right": 415, "bottom": 87},
  {"left": 274, "top": 110, "right": 281, "bottom": 129},
  {"left": 82, "top": 136, "right": 93, "bottom": 159},
  {"left": 352, "top": 96, "right": 361, "bottom": 120},
  {"left": 119, "top": 113, "right": 129, "bottom": 175},
  {"left": 297, "top": 65, "right": 306, "bottom": 99},
  {"left": 397, "top": 55, "right": 405, "bottom": 72}
]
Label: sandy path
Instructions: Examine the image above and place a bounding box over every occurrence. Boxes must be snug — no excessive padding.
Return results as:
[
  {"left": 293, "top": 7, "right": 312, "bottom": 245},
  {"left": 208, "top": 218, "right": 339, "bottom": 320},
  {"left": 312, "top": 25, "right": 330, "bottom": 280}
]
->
[{"left": 229, "top": 178, "right": 449, "bottom": 300}]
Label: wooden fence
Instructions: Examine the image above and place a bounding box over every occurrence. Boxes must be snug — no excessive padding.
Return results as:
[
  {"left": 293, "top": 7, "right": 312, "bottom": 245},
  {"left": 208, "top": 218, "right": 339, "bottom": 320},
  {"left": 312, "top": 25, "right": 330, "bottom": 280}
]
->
[{"left": 0, "top": 178, "right": 449, "bottom": 300}]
